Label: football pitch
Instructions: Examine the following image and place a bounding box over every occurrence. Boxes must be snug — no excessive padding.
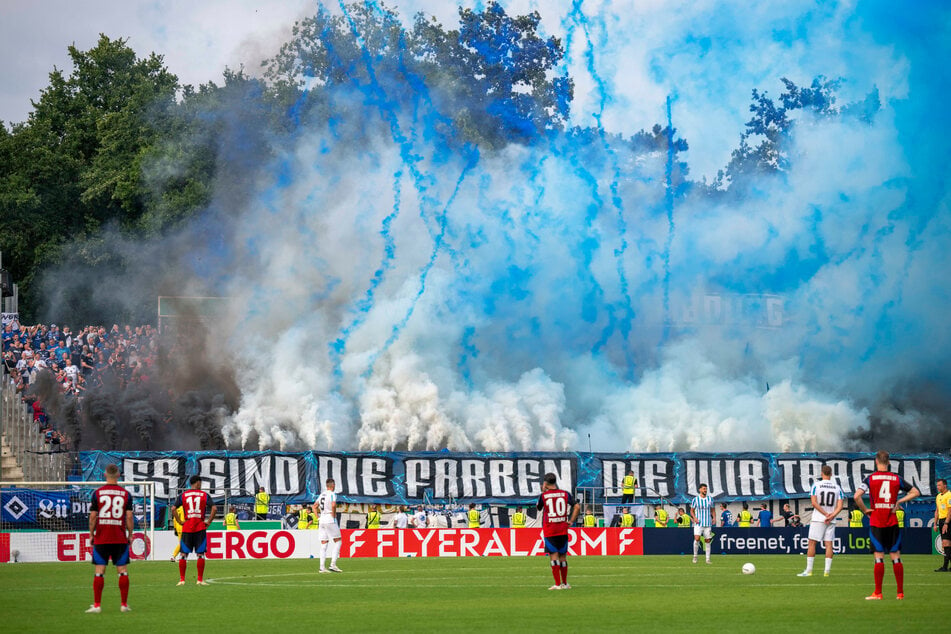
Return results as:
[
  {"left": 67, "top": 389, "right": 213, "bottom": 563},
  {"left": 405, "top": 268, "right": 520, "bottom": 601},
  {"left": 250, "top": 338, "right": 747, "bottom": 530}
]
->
[{"left": 0, "top": 554, "right": 940, "bottom": 632}]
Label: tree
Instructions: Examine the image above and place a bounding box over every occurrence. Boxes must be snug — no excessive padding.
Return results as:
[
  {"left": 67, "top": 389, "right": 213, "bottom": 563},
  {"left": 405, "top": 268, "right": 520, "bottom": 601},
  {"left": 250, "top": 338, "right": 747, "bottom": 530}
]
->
[
  {"left": 0, "top": 36, "right": 179, "bottom": 320},
  {"left": 263, "top": 1, "right": 572, "bottom": 149}
]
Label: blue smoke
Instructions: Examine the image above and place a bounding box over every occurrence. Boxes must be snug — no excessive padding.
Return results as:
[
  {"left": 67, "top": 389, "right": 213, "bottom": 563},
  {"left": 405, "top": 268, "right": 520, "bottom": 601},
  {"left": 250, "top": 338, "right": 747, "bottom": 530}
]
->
[{"left": 166, "top": 1, "right": 949, "bottom": 452}]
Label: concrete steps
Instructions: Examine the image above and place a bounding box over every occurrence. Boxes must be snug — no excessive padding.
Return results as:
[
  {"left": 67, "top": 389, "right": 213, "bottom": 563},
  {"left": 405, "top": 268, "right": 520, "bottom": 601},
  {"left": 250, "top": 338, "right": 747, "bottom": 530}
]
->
[{"left": 1, "top": 435, "right": 25, "bottom": 482}]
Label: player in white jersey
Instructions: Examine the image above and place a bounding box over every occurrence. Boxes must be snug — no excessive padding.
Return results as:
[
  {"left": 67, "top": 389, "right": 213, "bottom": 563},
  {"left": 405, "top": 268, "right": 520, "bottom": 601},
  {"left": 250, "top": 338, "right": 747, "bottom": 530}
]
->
[
  {"left": 413, "top": 506, "right": 428, "bottom": 528},
  {"left": 798, "top": 465, "right": 844, "bottom": 577},
  {"left": 690, "top": 483, "right": 715, "bottom": 564},
  {"left": 312, "top": 478, "right": 342, "bottom": 573}
]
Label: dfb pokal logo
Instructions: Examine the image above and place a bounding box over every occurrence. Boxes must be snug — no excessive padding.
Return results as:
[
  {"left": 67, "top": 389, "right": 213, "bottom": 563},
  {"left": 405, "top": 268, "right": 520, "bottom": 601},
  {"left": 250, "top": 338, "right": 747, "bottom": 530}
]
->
[{"left": 3, "top": 495, "right": 28, "bottom": 520}]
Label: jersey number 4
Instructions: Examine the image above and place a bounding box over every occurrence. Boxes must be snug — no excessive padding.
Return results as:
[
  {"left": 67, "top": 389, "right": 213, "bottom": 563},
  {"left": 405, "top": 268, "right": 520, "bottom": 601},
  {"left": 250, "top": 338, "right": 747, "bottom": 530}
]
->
[{"left": 877, "top": 480, "right": 892, "bottom": 502}]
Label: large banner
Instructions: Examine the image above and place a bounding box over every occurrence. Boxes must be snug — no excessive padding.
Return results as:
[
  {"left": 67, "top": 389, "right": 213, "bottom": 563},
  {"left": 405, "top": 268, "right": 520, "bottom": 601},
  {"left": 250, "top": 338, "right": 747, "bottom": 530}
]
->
[
  {"left": 0, "top": 487, "right": 160, "bottom": 531},
  {"left": 79, "top": 451, "right": 946, "bottom": 504},
  {"left": 642, "top": 527, "right": 935, "bottom": 556},
  {"left": 3, "top": 526, "right": 937, "bottom": 563},
  {"left": 2, "top": 527, "right": 642, "bottom": 562}
]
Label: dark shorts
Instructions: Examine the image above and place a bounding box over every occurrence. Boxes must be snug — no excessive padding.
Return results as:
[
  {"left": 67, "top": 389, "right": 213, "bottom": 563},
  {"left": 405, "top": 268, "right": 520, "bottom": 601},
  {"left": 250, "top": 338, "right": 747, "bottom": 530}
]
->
[
  {"left": 869, "top": 525, "right": 902, "bottom": 554},
  {"left": 180, "top": 530, "right": 208, "bottom": 555},
  {"left": 92, "top": 543, "right": 130, "bottom": 566},
  {"left": 544, "top": 534, "right": 569, "bottom": 555},
  {"left": 941, "top": 520, "right": 950, "bottom": 541},
  {"left": 621, "top": 494, "right": 634, "bottom": 504}
]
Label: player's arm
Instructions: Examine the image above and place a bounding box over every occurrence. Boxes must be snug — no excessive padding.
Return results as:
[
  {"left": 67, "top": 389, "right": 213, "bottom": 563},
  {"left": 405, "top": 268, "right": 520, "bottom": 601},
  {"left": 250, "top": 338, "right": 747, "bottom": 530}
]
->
[
  {"left": 853, "top": 481, "right": 870, "bottom": 515},
  {"left": 830, "top": 493, "right": 843, "bottom": 523},
  {"left": 536, "top": 494, "right": 544, "bottom": 512},
  {"left": 897, "top": 484, "right": 919, "bottom": 508},
  {"left": 89, "top": 509, "right": 98, "bottom": 543},
  {"left": 568, "top": 498, "right": 580, "bottom": 525},
  {"left": 125, "top": 507, "right": 134, "bottom": 543},
  {"left": 206, "top": 501, "right": 218, "bottom": 527},
  {"left": 689, "top": 503, "right": 698, "bottom": 525},
  {"left": 935, "top": 502, "right": 941, "bottom": 532}
]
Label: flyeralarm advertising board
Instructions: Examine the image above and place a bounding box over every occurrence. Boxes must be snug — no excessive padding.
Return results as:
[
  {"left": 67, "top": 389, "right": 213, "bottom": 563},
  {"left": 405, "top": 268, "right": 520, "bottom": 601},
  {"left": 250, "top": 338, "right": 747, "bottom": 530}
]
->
[{"left": 1, "top": 527, "right": 642, "bottom": 562}]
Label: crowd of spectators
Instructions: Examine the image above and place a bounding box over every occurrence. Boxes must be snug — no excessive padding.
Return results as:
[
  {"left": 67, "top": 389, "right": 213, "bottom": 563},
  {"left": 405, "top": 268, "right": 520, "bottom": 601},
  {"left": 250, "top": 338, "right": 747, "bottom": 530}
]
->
[{"left": 2, "top": 317, "right": 159, "bottom": 450}]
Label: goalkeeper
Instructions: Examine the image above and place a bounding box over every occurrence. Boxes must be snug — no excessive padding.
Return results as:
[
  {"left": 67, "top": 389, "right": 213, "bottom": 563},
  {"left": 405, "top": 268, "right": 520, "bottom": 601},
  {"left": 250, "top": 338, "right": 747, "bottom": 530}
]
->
[{"left": 170, "top": 505, "right": 184, "bottom": 560}]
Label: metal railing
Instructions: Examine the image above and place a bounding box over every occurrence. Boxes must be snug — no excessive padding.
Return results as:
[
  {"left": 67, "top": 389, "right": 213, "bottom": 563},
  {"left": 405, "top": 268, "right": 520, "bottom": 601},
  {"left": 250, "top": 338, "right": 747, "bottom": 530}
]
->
[{"left": 1, "top": 375, "right": 70, "bottom": 482}]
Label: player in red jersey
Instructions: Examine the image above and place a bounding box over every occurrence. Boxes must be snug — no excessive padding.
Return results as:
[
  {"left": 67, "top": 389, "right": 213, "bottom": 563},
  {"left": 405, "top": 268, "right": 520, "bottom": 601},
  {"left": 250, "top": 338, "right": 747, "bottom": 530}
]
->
[
  {"left": 86, "top": 463, "right": 134, "bottom": 613},
  {"left": 536, "top": 472, "right": 580, "bottom": 590},
  {"left": 854, "top": 450, "right": 919, "bottom": 601},
  {"left": 171, "top": 475, "right": 217, "bottom": 586}
]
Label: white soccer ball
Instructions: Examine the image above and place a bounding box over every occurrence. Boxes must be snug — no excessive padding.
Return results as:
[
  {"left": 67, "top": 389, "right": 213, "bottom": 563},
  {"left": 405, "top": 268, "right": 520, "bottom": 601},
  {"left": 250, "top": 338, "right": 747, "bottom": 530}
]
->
[{"left": 742, "top": 562, "right": 756, "bottom": 575}]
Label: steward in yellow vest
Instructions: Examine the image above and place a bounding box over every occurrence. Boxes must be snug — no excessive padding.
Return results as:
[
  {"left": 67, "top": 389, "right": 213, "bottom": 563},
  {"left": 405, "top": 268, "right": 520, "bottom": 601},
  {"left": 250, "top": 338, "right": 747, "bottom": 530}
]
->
[
  {"left": 620, "top": 510, "right": 635, "bottom": 527},
  {"left": 366, "top": 505, "right": 381, "bottom": 529},
  {"left": 895, "top": 507, "right": 905, "bottom": 528},
  {"left": 583, "top": 507, "right": 597, "bottom": 527},
  {"left": 468, "top": 504, "right": 481, "bottom": 528},
  {"left": 654, "top": 508, "right": 668, "bottom": 527},
  {"left": 298, "top": 506, "right": 311, "bottom": 529},
  {"left": 224, "top": 507, "right": 239, "bottom": 530},
  {"left": 622, "top": 471, "right": 637, "bottom": 503},
  {"left": 676, "top": 509, "right": 691, "bottom": 527},
  {"left": 849, "top": 508, "right": 865, "bottom": 528},
  {"left": 738, "top": 503, "right": 752, "bottom": 527},
  {"left": 511, "top": 508, "right": 526, "bottom": 528},
  {"left": 255, "top": 487, "right": 270, "bottom": 519}
]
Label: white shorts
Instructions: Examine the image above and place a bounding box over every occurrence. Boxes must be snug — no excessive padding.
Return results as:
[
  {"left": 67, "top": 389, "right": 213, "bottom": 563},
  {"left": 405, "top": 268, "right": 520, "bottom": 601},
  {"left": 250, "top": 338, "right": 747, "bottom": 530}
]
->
[
  {"left": 317, "top": 517, "right": 341, "bottom": 541},
  {"left": 693, "top": 526, "right": 713, "bottom": 539},
  {"left": 808, "top": 521, "right": 835, "bottom": 544}
]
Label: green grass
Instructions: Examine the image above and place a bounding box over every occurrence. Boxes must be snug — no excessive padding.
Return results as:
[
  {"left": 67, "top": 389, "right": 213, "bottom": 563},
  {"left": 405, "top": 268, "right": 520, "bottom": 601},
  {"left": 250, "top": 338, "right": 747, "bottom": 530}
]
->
[{"left": 0, "top": 554, "right": 940, "bottom": 632}]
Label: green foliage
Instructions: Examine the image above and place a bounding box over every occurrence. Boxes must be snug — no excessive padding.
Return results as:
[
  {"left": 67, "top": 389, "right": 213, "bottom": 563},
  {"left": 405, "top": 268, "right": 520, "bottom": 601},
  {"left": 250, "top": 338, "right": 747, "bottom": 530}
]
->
[
  {"left": 263, "top": 1, "right": 572, "bottom": 149},
  {"left": 0, "top": 36, "right": 180, "bottom": 319}
]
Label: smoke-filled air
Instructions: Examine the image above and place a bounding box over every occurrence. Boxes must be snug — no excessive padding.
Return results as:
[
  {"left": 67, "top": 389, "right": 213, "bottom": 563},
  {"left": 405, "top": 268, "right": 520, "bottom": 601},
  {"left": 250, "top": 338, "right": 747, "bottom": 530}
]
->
[{"left": 36, "top": 1, "right": 951, "bottom": 453}]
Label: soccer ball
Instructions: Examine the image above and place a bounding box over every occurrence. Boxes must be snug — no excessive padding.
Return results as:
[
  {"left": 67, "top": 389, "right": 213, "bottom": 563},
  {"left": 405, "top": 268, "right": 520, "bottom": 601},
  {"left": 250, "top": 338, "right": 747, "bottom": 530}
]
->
[{"left": 742, "top": 562, "right": 756, "bottom": 575}]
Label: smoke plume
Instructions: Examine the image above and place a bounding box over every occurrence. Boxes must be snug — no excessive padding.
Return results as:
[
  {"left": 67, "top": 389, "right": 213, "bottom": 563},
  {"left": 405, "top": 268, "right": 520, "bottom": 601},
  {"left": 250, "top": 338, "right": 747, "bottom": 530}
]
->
[{"left": 37, "top": 1, "right": 951, "bottom": 453}]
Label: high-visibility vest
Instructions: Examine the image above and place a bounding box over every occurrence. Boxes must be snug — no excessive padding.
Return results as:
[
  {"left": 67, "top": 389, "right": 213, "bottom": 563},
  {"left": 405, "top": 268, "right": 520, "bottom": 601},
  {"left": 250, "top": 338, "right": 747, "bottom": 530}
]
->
[
  {"left": 849, "top": 509, "right": 864, "bottom": 527},
  {"left": 583, "top": 514, "right": 596, "bottom": 527},
  {"left": 298, "top": 508, "right": 310, "bottom": 529},
  {"left": 255, "top": 492, "right": 270, "bottom": 514},
  {"left": 512, "top": 512, "right": 526, "bottom": 528},
  {"left": 468, "top": 509, "right": 480, "bottom": 528},
  {"left": 622, "top": 475, "right": 636, "bottom": 495},
  {"left": 677, "top": 514, "right": 691, "bottom": 527},
  {"left": 655, "top": 509, "right": 668, "bottom": 527},
  {"left": 738, "top": 510, "right": 752, "bottom": 527},
  {"left": 620, "top": 513, "right": 634, "bottom": 527},
  {"left": 896, "top": 508, "right": 905, "bottom": 528},
  {"left": 224, "top": 512, "right": 238, "bottom": 530},
  {"left": 367, "top": 510, "right": 381, "bottom": 529},
  {"left": 173, "top": 507, "right": 184, "bottom": 534}
]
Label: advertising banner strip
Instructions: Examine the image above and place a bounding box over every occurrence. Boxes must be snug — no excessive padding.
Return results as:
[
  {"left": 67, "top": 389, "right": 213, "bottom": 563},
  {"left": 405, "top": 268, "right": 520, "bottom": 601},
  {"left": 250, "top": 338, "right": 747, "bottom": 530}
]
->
[
  {"left": 79, "top": 450, "right": 946, "bottom": 504},
  {"left": 5, "top": 526, "right": 938, "bottom": 563}
]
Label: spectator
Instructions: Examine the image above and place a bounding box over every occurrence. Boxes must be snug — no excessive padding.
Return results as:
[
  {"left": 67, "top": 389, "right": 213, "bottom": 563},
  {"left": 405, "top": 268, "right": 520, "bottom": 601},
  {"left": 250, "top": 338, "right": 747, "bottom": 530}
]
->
[
  {"left": 774, "top": 502, "right": 800, "bottom": 526},
  {"left": 737, "top": 502, "right": 753, "bottom": 527},
  {"left": 756, "top": 503, "right": 773, "bottom": 527},
  {"left": 720, "top": 502, "right": 734, "bottom": 527}
]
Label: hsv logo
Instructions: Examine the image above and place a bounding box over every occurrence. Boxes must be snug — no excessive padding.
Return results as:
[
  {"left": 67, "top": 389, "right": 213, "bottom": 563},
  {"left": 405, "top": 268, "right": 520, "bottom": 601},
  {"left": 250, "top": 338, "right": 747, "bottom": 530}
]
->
[{"left": 3, "top": 495, "right": 28, "bottom": 520}]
